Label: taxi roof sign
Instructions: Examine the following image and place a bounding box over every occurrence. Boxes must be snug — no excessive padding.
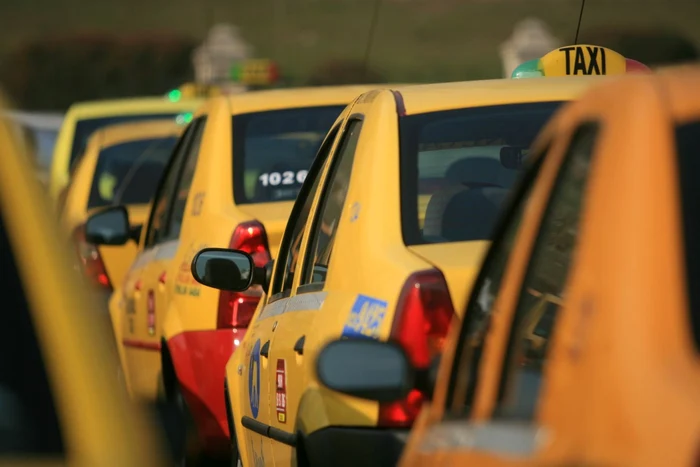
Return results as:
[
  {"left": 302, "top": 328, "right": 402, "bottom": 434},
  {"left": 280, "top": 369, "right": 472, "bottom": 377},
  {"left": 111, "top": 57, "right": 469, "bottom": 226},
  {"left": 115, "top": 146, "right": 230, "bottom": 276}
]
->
[
  {"left": 511, "top": 44, "right": 651, "bottom": 79},
  {"left": 230, "top": 59, "right": 279, "bottom": 86}
]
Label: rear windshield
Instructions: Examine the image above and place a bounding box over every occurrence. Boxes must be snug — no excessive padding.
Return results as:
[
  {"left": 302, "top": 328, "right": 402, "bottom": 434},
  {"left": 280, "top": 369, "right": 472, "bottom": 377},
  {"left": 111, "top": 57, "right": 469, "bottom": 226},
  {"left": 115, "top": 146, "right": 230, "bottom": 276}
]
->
[
  {"left": 399, "top": 101, "right": 564, "bottom": 245},
  {"left": 70, "top": 113, "right": 180, "bottom": 168},
  {"left": 674, "top": 121, "right": 700, "bottom": 352},
  {"left": 232, "top": 105, "right": 345, "bottom": 204},
  {"left": 88, "top": 136, "right": 178, "bottom": 209}
]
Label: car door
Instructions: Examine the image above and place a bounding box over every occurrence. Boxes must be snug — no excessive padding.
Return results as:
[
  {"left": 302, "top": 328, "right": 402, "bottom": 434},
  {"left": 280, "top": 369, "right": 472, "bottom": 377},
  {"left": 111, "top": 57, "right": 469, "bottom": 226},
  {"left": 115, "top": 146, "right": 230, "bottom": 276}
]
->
[
  {"left": 135, "top": 117, "right": 207, "bottom": 394},
  {"left": 238, "top": 122, "right": 342, "bottom": 467},
  {"left": 121, "top": 121, "right": 197, "bottom": 400},
  {"left": 403, "top": 122, "right": 600, "bottom": 466},
  {"left": 263, "top": 118, "right": 358, "bottom": 465}
]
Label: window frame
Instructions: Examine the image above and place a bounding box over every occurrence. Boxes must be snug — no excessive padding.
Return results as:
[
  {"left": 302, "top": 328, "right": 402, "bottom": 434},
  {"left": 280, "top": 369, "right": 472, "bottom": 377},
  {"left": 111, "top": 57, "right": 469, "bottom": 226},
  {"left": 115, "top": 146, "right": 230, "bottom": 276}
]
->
[
  {"left": 267, "top": 124, "right": 341, "bottom": 303},
  {"left": 297, "top": 116, "right": 364, "bottom": 294},
  {"left": 444, "top": 149, "right": 547, "bottom": 417},
  {"left": 142, "top": 120, "right": 197, "bottom": 249},
  {"left": 159, "top": 117, "right": 207, "bottom": 243},
  {"left": 493, "top": 122, "right": 600, "bottom": 421}
]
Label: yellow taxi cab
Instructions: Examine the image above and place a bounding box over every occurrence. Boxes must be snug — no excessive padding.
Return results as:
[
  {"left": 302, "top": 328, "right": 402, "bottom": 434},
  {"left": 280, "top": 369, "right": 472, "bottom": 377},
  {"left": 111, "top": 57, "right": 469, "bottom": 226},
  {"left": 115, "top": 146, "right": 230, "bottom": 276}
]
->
[
  {"left": 0, "top": 95, "right": 170, "bottom": 466},
  {"left": 61, "top": 119, "right": 184, "bottom": 296},
  {"left": 49, "top": 95, "right": 202, "bottom": 207},
  {"left": 190, "top": 45, "right": 653, "bottom": 467},
  {"left": 313, "top": 60, "right": 700, "bottom": 467},
  {"left": 84, "top": 85, "right": 393, "bottom": 464}
]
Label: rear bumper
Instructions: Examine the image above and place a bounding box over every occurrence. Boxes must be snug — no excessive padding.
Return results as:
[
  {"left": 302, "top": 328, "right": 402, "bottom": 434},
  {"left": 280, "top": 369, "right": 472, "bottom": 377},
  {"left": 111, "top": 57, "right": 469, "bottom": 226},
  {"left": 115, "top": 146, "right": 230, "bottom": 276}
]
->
[
  {"left": 304, "top": 426, "right": 409, "bottom": 467},
  {"left": 167, "top": 328, "right": 246, "bottom": 456}
]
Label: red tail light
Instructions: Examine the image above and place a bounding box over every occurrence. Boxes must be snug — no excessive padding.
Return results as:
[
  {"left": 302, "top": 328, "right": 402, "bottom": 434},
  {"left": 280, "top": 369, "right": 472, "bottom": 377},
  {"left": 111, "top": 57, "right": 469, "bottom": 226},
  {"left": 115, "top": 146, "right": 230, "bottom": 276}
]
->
[
  {"left": 216, "top": 221, "right": 271, "bottom": 329},
  {"left": 72, "top": 225, "right": 112, "bottom": 291},
  {"left": 378, "top": 269, "right": 455, "bottom": 428}
]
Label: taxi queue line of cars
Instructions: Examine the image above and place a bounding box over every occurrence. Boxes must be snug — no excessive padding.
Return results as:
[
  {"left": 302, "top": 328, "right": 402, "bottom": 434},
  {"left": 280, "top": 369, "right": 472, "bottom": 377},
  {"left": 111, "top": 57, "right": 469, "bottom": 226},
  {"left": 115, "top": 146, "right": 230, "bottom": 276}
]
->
[{"left": 33, "top": 45, "right": 697, "bottom": 467}]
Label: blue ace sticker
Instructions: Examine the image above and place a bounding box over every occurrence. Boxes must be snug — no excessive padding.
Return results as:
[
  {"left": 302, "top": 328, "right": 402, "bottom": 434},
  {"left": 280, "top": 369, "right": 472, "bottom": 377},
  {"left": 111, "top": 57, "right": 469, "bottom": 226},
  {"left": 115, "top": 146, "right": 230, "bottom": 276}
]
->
[
  {"left": 341, "top": 295, "right": 388, "bottom": 339},
  {"left": 248, "top": 339, "right": 261, "bottom": 418}
]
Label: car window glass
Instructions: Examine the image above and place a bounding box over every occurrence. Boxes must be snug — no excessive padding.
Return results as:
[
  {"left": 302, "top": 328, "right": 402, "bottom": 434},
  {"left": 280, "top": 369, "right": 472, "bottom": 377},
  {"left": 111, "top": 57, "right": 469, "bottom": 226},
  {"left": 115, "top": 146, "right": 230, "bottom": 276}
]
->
[
  {"left": 163, "top": 118, "right": 206, "bottom": 242},
  {"left": 69, "top": 113, "right": 182, "bottom": 167},
  {"left": 494, "top": 123, "right": 598, "bottom": 421},
  {"left": 674, "top": 121, "right": 700, "bottom": 352},
  {"left": 399, "top": 102, "right": 563, "bottom": 246},
  {"left": 87, "top": 136, "right": 178, "bottom": 209},
  {"left": 270, "top": 126, "right": 339, "bottom": 299},
  {"left": 448, "top": 153, "right": 544, "bottom": 416},
  {"left": 232, "top": 106, "right": 345, "bottom": 204},
  {"left": 300, "top": 120, "right": 362, "bottom": 288},
  {"left": 144, "top": 123, "right": 195, "bottom": 248},
  {"left": 0, "top": 211, "right": 63, "bottom": 455}
]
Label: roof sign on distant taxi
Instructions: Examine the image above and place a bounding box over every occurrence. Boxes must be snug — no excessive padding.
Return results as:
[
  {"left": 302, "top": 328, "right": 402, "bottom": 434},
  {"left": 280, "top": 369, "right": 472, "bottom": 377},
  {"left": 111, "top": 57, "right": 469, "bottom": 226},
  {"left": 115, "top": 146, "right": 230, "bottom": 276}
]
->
[
  {"left": 167, "top": 89, "right": 183, "bottom": 102},
  {"left": 230, "top": 59, "right": 280, "bottom": 86},
  {"left": 511, "top": 44, "right": 651, "bottom": 79},
  {"left": 175, "top": 112, "right": 194, "bottom": 125}
]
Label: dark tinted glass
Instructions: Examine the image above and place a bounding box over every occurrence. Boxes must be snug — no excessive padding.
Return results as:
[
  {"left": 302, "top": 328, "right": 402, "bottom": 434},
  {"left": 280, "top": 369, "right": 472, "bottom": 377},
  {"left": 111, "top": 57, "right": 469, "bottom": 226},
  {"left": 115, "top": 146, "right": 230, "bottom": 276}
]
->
[
  {"left": 87, "top": 136, "right": 177, "bottom": 209},
  {"left": 70, "top": 113, "right": 179, "bottom": 167},
  {"left": 675, "top": 121, "right": 700, "bottom": 352},
  {"left": 232, "top": 106, "right": 345, "bottom": 204},
  {"left": 0, "top": 212, "right": 63, "bottom": 454},
  {"left": 399, "top": 102, "right": 564, "bottom": 246}
]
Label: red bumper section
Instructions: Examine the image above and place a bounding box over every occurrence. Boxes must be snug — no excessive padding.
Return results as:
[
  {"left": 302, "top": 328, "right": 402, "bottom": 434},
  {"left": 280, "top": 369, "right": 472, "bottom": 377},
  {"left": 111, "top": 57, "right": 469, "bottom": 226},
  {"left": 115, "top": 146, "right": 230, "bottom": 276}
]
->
[{"left": 167, "top": 328, "right": 246, "bottom": 456}]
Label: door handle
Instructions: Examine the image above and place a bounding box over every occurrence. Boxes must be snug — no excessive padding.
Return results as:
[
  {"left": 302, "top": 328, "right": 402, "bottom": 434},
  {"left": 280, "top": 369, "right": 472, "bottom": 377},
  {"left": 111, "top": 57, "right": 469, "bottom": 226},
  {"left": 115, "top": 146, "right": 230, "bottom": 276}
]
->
[
  {"left": 260, "top": 340, "right": 270, "bottom": 358},
  {"left": 294, "top": 335, "right": 305, "bottom": 355}
]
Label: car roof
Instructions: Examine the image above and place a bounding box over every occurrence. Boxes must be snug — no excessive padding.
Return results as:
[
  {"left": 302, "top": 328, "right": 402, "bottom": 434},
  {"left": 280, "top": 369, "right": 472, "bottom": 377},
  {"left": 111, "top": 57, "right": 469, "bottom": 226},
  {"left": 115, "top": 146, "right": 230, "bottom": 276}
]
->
[
  {"left": 391, "top": 75, "right": 614, "bottom": 115},
  {"left": 67, "top": 96, "right": 203, "bottom": 119},
  {"left": 89, "top": 119, "right": 184, "bottom": 149},
  {"left": 222, "top": 84, "right": 406, "bottom": 115}
]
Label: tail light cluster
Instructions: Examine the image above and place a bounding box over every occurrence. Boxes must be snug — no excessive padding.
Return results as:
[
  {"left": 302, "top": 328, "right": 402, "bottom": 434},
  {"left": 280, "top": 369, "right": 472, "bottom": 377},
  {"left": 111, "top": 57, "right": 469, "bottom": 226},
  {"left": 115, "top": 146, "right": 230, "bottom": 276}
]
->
[
  {"left": 72, "top": 225, "right": 112, "bottom": 291},
  {"left": 216, "top": 221, "right": 271, "bottom": 329},
  {"left": 378, "top": 269, "right": 455, "bottom": 428}
]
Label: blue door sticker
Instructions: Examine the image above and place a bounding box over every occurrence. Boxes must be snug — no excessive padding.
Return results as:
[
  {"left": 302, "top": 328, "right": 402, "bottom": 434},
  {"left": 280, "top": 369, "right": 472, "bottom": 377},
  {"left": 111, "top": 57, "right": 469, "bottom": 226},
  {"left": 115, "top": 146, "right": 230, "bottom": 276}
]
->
[
  {"left": 248, "top": 339, "right": 261, "bottom": 418},
  {"left": 341, "top": 295, "right": 388, "bottom": 339}
]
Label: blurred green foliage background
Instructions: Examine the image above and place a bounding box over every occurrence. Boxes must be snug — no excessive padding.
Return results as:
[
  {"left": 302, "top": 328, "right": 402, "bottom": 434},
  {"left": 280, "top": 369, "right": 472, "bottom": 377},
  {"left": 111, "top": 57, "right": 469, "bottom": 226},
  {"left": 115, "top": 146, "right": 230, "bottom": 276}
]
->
[{"left": 1, "top": 0, "right": 698, "bottom": 109}]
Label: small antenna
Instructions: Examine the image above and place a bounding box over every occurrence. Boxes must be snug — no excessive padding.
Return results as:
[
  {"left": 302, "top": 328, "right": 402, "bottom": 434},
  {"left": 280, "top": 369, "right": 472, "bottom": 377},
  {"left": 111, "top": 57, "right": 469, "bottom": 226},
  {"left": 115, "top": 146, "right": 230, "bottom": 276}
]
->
[
  {"left": 573, "top": 0, "right": 587, "bottom": 45},
  {"left": 362, "top": 0, "right": 383, "bottom": 81}
]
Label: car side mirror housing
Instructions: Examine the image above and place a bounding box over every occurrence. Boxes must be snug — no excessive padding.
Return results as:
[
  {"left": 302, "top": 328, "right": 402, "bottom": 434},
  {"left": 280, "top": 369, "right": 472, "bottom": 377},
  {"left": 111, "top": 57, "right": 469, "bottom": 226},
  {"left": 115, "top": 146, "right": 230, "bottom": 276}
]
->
[
  {"left": 191, "top": 248, "right": 258, "bottom": 292},
  {"left": 316, "top": 339, "right": 415, "bottom": 402},
  {"left": 85, "top": 205, "right": 130, "bottom": 246},
  {"left": 129, "top": 224, "right": 143, "bottom": 244}
]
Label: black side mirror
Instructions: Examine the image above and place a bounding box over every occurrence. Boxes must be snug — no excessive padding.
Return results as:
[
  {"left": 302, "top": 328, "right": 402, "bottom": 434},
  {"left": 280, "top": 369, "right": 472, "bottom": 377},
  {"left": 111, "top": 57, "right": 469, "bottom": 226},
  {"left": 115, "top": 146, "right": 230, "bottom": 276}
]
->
[
  {"left": 85, "top": 205, "right": 130, "bottom": 246},
  {"left": 316, "top": 339, "right": 415, "bottom": 402},
  {"left": 500, "top": 146, "right": 527, "bottom": 169},
  {"left": 191, "top": 248, "right": 256, "bottom": 292},
  {"left": 129, "top": 224, "right": 143, "bottom": 244}
]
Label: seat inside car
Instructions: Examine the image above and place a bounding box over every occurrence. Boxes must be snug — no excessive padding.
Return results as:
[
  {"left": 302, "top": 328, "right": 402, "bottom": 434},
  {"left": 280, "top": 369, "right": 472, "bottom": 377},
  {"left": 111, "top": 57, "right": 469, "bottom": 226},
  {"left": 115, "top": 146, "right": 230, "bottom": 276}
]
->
[{"left": 423, "top": 156, "right": 508, "bottom": 241}]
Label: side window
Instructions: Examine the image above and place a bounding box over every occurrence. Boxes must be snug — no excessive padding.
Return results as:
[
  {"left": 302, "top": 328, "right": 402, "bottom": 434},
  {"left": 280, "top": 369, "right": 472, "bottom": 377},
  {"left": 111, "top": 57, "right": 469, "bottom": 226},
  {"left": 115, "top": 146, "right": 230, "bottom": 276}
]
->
[
  {"left": 163, "top": 118, "right": 206, "bottom": 242},
  {"left": 144, "top": 122, "right": 195, "bottom": 248},
  {"left": 448, "top": 152, "right": 545, "bottom": 415},
  {"left": 300, "top": 119, "right": 363, "bottom": 289},
  {"left": 494, "top": 123, "right": 599, "bottom": 420},
  {"left": 269, "top": 126, "right": 340, "bottom": 300}
]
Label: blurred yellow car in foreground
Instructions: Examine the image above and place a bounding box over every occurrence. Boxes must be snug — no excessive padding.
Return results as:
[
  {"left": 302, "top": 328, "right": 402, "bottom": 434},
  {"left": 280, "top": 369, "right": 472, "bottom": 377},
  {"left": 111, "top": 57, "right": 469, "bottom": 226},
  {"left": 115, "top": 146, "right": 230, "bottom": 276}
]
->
[
  {"left": 0, "top": 96, "right": 169, "bottom": 466},
  {"left": 49, "top": 96, "right": 202, "bottom": 207},
  {"left": 62, "top": 119, "right": 183, "bottom": 296}
]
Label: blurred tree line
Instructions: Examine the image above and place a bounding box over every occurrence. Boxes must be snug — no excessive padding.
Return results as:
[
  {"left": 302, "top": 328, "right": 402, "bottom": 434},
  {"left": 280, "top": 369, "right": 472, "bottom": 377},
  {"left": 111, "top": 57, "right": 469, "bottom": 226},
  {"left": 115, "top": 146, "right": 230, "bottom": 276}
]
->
[
  {"left": 0, "top": 27, "right": 696, "bottom": 111},
  {"left": 0, "top": 33, "right": 197, "bottom": 110}
]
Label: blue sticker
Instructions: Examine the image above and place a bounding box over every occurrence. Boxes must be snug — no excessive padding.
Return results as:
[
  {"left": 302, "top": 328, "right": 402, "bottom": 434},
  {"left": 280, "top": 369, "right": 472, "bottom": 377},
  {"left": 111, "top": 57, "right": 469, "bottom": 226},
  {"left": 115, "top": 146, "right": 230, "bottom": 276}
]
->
[
  {"left": 341, "top": 295, "right": 388, "bottom": 339},
  {"left": 349, "top": 202, "right": 360, "bottom": 222},
  {"left": 248, "top": 339, "right": 261, "bottom": 418}
]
